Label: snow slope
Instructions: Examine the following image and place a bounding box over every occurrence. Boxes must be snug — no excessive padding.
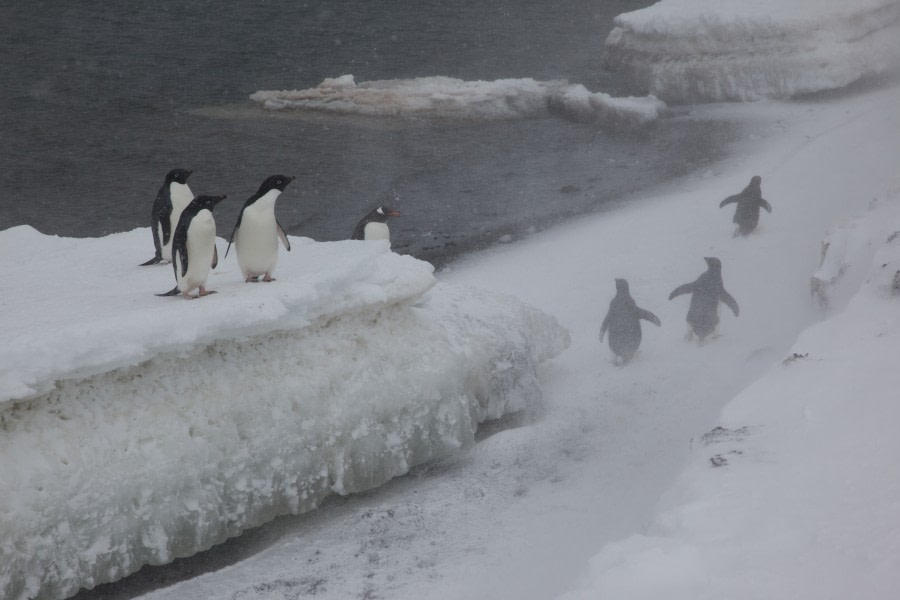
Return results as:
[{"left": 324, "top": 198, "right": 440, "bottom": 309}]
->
[
  {"left": 121, "top": 80, "right": 900, "bottom": 600},
  {"left": 604, "top": 0, "right": 900, "bottom": 102},
  {"left": 250, "top": 75, "right": 667, "bottom": 129},
  {"left": 0, "top": 233, "right": 568, "bottom": 600}
]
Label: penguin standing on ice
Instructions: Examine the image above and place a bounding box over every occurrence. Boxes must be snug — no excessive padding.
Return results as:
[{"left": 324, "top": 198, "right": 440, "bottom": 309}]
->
[
  {"left": 599, "top": 278, "right": 661, "bottom": 364},
  {"left": 225, "top": 175, "right": 295, "bottom": 283},
  {"left": 351, "top": 206, "right": 401, "bottom": 243},
  {"left": 668, "top": 257, "right": 739, "bottom": 343},
  {"left": 158, "top": 195, "right": 227, "bottom": 299},
  {"left": 140, "top": 168, "right": 194, "bottom": 266},
  {"left": 719, "top": 175, "right": 772, "bottom": 237}
]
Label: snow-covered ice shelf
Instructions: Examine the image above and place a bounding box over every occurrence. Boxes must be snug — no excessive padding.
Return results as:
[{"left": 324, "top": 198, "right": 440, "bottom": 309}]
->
[
  {"left": 0, "top": 228, "right": 569, "bottom": 600},
  {"left": 604, "top": 0, "right": 900, "bottom": 102}
]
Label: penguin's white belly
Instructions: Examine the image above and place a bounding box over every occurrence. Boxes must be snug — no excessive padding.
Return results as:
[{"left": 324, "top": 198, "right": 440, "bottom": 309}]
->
[
  {"left": 364, "top": 222, "right": 390, "bottom": 243},
  {"left": 236, "top": 206, "right": 279, "bottom": 277},
  {"left": 163, "top": 182, "right": 194, "bottom": 262},
  {"left": 177, "top": 211, "right": 216, "bottom": 293}
]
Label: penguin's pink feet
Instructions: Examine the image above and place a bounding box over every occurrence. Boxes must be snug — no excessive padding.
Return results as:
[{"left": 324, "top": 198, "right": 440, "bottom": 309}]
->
[
  {"left": 245, "top": 276, "right": 260, "bottom": 283},
  {"left": 263, "top": 274, "right": 275, "bottom": 282},
  {"left": 198, "top": 286, "right": 216, "bottom": 297},
  {"left": 182, "top": 291, "right": 195, "bottom": 300}
]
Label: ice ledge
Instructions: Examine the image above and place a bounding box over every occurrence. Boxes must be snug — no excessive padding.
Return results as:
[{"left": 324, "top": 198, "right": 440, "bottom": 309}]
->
[
  {"left": 0, "top": 254, "right": 569, "bottom": 599},
  {"left": 0, "top": 226, "right": 435, "bottom": 405},
  {"left": 603, "top": 0, "right": 900, "bottom": 103}
]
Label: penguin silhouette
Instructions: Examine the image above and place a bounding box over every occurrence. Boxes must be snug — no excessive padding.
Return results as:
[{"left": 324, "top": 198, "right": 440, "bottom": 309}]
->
[
  {"left": 599, "top": 278, "right": 661, "bottom": 364},
  {"left": 668, "top": 257, "right": 739, "bottom": 342},
  {"left": 719, "top": 175, "right": 772, "bottom": 236}
]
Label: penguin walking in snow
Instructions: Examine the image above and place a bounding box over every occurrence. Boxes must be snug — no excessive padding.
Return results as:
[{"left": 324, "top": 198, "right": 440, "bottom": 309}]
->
[
  {"left": 140, "top": 168, "right": 194, "bottom": 266},
  {"left": 668, "top": 257, "right": 739, "bottom": 343},
  {"left": 351, "top": 206, "right": 401, "bottom": 244},
  {"left": 599, "top": 278, "right": 661, "bottom": 365},
  {"left": 158, "top": 195, "right": 227, "bottom": 299},
  {"left": 719, "top": 175, "right": 772, "bottom": 237},
  {"left": 225, "top": 175, "right": 294, "bottom": 283}
]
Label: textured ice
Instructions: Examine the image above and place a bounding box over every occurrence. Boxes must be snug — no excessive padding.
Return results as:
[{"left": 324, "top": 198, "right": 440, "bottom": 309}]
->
[
  {"left": 251, "top": 75, "right": 666, "bottom": 129},
  {"left": 604, "top": 0, "right": 900, "bottom": 102},
  {"left": 0, "top": 228, "right": 569, "bottom": 600}
]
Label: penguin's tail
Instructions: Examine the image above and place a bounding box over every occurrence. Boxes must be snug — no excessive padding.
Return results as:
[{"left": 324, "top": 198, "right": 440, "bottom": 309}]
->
[
  {"left": 139, "top": 255, "right": 163, "bottom": 266},
  {"left": 156, "top": 286, "right": 180, "bottom": 297}
]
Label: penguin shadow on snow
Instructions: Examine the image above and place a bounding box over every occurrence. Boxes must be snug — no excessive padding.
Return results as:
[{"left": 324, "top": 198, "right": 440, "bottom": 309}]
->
[
  {"left": 719, "top": 175, "right": 772, "bottom": 238},
  {"left": 668, "top": 257, "right": 739, "bottom": 345},
  {"left": 599, "top": 278, "right": 661, "bottom": 366}
]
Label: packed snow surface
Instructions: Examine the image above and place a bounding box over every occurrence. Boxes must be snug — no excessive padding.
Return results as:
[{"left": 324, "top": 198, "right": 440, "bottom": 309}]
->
[
  {"left": 0, "top": 232, "right": 568, "bottom": 600},
  {"left": 250, "top": 75, "right": 666, "bottom": 128},
  {"left": 604, "top": 0, "right": 900, "bottom": 102}
]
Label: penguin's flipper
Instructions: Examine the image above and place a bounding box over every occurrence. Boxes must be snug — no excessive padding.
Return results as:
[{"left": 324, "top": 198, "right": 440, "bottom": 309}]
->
[
  {"left": 224, "top": 216, "right": 242, "bottom": 259},
  {"left": 350, "top": 220, "right": 366, "bottom": 240},
  {"left": 277, "top": 220, "right": 291, "bottom": 251},
  {"left": 139, "top": 256, "right": 163, "bottom": 266},
  {"left": 669, "top": 282, "right": 696, "bottom": 300},
  {"left": 720, "top": 289, "right": 740, "bottom": 317},
  {"left": 212, "top": 244, "right": 219, "bottom": 269},
  {"left": 637, "top": 308, "right": 662, "bottom": 327},
  {"left": 157, "top": 286, "right": 180, "bottom": 297},
  {"left": 599, "top": 312, "right": 610, "bottom": 342},
  {"left": 159, "top": 204, "right": 173, "bottom": 245},
  {"left": 175, "top": 248, "right": 189, "bottom": 278},
  {"left": 761, "top": 198, "right": 772, "bottom": 213},
  {"left": 719, "top": 194, "right": 740, "bottom": 208}
]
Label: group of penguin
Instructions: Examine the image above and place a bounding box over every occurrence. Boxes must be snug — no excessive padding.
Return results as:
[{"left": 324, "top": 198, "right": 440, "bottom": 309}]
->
[
  {"left": 140, "top": 169, "right": 400, "bottom": 299},
  {"left": 599, "top": 175, "right": 772, "bottom": 364}
]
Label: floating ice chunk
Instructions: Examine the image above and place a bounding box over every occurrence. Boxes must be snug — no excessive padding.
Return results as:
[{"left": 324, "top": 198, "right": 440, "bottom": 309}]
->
[{"left": 250, "top": 74, "right": 666, "bottom": 129}]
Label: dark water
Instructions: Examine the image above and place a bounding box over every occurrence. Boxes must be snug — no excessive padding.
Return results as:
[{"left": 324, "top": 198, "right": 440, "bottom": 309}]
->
[{"left": 0, "top": 0, "right": 733, "bottom": 268}]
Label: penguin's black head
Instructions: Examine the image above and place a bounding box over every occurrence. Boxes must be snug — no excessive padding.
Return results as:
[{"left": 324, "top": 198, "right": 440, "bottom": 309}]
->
[
  {"left": 750, "top": 175, "right": 762, "bottom": 186},
  {"left": 614, "top": 278, "right": 630, "bottom": 294},
  {"left": 258, "top": 174, "right": 295, "bottom": 195},
  {"left": 704, "top": 256, "right": 722, "bottom": 271},
  {"left": 167, "top": 168, "right": 193, "bottom": 184},
  {"left": 370, "top": 206, "right": 401, "bottom": 222},
  {"left": 196, "top": 194, "right": 227, "bottom": 210}
]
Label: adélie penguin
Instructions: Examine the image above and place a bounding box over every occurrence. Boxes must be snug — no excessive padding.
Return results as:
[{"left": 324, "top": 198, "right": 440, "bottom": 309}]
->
[
  {"left": 599, "top": 278, "right": 661, "bottom": 364},
  {"left": 351, "top": 206, "right": 401, "bottom": 243},
  {"left": 158, "top": 195, "right": 227, "bottom": 299},
  {"left": 668, "top": 257, "right": 739, "bottom": 343},
  {"left": 719, "top": 175, "right": 772, "bottom": 237},
  {"left": 225, "top": 175, "right": 295, "bottom": 282},
  {"left": 140, "top": 168, "right": 194, "bottom": 266}
]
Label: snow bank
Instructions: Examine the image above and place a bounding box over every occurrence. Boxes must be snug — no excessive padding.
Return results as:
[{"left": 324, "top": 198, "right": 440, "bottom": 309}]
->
[
  {"left": 557, "top": 165, "right": 900, "bottom": 599},
  {"left": 604, "top": 0, "right": 900, "bottom": 102},
  {"left": 0, "top": 228, "right": 569, "bottom": 600},
  {"left": 250, "top": 74, "right": 666, "bottom": 129},
  {"left": 558, "top": 216, "right": 900, "bottom": 599}
]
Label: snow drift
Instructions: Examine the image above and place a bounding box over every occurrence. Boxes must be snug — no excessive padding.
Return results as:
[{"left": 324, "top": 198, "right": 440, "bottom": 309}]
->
[
  {"left": 0, "top": 228, "right": 569, "bottom": 600},
  {"left": 558, "top": 198, "right": 900, "bottom": 600},
  {"left": 603, "top": 0, "right": 900, "bottom": 102},
  {"left": 250, "top": 75, "right": 666, "bottom": 129}
]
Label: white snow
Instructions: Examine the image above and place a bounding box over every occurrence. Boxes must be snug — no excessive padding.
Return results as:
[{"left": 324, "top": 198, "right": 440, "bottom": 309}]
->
[
  {"left": 0, "top": 234, "right": 568, "bottom": 600},
  {"left": 250, "top": 75, "right": 666, "bottom": 129},
  {"left": 604, "top": 0, "right": 900, "bottom": 102},
  {"left": 120, "top": 79, "right": 900, "bottom": 600}
]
